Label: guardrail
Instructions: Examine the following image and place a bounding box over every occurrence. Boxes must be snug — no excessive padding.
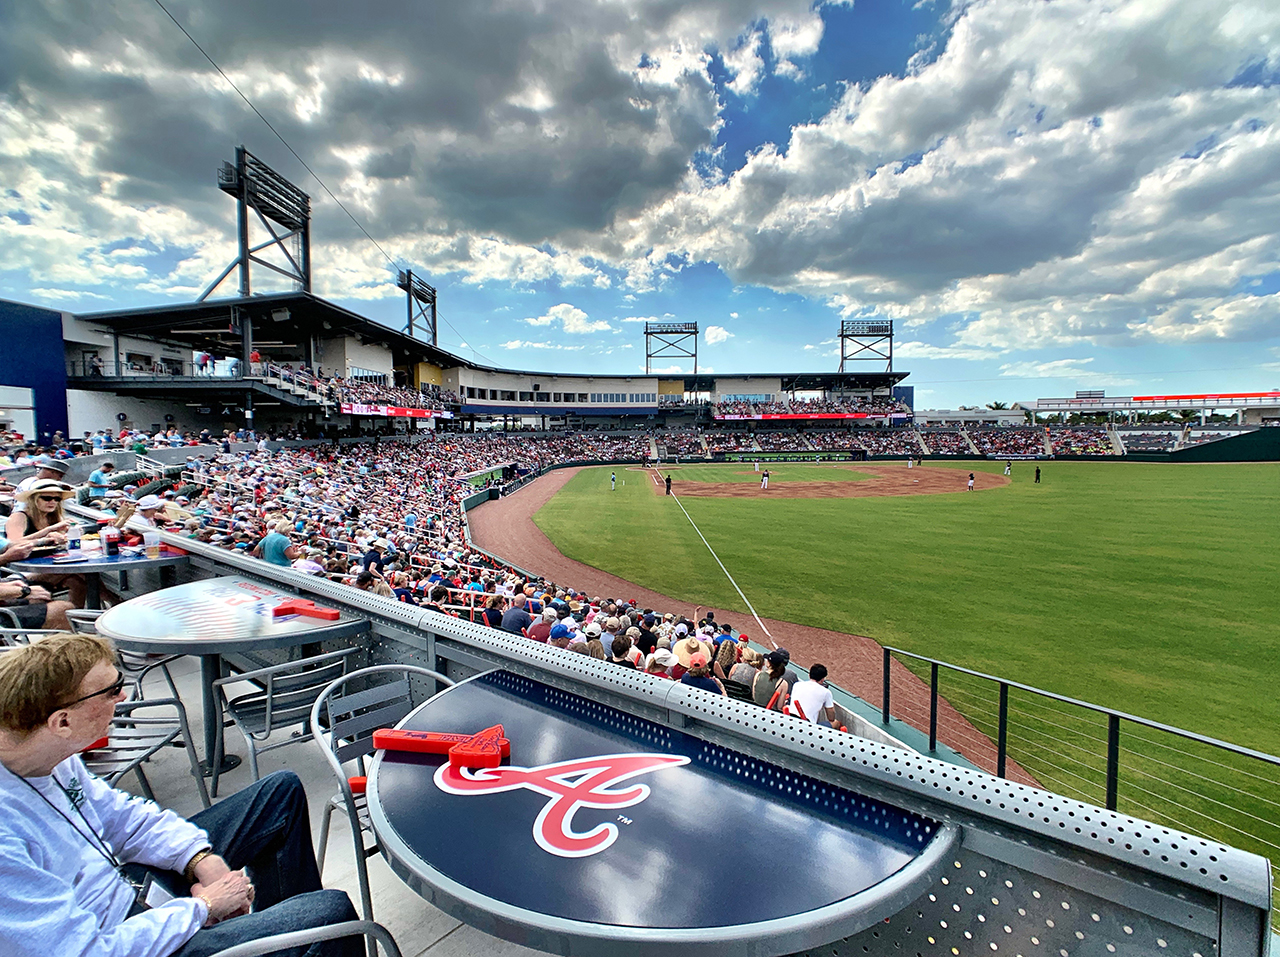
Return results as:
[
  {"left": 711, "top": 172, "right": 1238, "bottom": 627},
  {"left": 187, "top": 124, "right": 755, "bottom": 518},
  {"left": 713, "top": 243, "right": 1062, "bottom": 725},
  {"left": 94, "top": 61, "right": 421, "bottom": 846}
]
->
[{"left": 880, "top": 645, "right": 1280, "bottom": 931}]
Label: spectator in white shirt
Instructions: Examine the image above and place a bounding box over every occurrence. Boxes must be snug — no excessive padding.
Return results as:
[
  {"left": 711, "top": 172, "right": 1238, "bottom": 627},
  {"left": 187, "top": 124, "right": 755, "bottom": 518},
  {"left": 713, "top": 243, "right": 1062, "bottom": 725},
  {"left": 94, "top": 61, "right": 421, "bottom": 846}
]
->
[{"left": 789, "top": 663, "right": 839, "bottom": 728}]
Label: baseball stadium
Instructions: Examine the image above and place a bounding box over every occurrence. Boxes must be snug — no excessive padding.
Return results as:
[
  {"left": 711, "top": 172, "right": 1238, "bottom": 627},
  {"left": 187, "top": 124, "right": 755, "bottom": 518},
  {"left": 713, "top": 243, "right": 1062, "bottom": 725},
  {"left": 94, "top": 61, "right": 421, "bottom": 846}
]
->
[{"left": 0, "top": 139, "right": 1278, "bottom": 956}]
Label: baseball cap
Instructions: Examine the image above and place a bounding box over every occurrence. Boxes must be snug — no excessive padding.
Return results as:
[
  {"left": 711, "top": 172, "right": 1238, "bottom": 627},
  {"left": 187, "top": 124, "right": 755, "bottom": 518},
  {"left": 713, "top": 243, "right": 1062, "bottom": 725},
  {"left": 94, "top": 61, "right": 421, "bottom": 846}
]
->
[
  {"left": 542, "top": 608, "right": 558, "bottom": 621},
  {"left": 766, "top": 650, "right": 787, "bottom": 667},
  {"left": 549, "top": 623, "right": 570, "bottom": 641},
  {"left": 136, "top": 494, "right": 162, "bottom": 509},
  {"left": 689, "top": 652, "right": 709, "bottom": 668},
  {"left": 585, "top": 622, "right": 603, "bottom": 638}
]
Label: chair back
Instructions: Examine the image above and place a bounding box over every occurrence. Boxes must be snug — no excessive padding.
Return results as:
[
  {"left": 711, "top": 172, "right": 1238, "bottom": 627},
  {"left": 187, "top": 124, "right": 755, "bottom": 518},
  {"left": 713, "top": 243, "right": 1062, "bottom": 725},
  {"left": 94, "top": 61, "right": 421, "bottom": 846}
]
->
[
  {"left": 311, "top": 665, "right": 455, "bottom": 787},
  {"left": 220, "top": 648, "right": 359, "bottom": 738}
]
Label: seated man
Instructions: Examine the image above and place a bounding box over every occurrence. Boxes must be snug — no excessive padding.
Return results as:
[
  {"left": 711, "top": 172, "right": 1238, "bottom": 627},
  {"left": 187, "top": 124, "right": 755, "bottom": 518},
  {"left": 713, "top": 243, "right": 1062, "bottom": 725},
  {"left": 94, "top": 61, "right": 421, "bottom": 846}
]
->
[{"left": 0, "top": 634, "right": 360, "bottom": 957}]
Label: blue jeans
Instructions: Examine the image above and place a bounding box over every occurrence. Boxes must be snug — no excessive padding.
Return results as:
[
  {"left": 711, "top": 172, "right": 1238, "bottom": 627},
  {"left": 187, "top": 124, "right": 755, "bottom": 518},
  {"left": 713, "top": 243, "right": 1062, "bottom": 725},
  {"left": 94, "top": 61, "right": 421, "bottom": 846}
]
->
[{"left": 169, "top": 771, "right": 361, "bottom": 957}]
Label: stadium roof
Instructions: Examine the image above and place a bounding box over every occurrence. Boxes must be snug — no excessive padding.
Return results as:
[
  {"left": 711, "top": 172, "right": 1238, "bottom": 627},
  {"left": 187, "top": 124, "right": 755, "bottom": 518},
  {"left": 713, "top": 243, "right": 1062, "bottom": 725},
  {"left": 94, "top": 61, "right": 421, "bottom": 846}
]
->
[
  {"left": 78, "top": 294, "right": 909, "bottom": 389},
  {"left": 80, "top": 292, "right": 459, "bottom": 368}
]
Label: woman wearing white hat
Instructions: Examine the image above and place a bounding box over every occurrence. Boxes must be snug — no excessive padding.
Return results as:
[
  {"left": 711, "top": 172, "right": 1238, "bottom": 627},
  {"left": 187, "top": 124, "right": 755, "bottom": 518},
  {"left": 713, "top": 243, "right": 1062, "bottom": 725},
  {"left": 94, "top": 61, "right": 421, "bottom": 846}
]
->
[
  {"left": 4, "top": 479, "right": 74, "bottom": 547},
  {"left": 4, "top": 480, "right": 85, "bottom": 607}
]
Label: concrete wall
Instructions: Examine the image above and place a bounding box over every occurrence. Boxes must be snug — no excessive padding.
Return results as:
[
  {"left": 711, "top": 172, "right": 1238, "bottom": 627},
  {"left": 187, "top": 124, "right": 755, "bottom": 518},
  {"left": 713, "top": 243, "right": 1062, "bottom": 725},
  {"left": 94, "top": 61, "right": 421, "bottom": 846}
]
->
[{"left": 66, "top": 389, "right": 211, "bottom": 437}]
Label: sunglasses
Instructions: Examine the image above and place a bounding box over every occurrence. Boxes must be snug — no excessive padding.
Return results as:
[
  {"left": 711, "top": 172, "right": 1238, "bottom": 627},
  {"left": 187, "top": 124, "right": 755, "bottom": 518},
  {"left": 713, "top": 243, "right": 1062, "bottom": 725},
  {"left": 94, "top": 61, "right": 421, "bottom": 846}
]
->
[
  {"left": 36, "top": 495, "right": 63, "bottom": 503},
  {"left": 58, "top": 667, "right": 126, "bottom": 709}
]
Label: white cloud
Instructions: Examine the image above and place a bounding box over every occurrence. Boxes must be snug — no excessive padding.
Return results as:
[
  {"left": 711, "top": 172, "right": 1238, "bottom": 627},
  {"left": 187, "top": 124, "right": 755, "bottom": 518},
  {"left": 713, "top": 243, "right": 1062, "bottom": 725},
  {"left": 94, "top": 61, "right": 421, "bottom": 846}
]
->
[
  {"left": 522, "top": 302, "right": 612, "bottom": 334},
  {"left": 729, "top": 311, "right": 739, "bottom": 318},
  {"left": 604, "top": 0, "right": 1280, "bottom": 351},
  {"left": 499, "top": 339, "right": 586, "bottom": 351},
  {"left": 997, "top": 357, "right": 1136, "bottom": 386},
  {"left": 723, "top": 31, "right": 765, "bottom": 97},
  {"left": 895, "top": 341, "right": 998, "bottom": 361},
  {"left": 704, "top": 325, "right": 734, "bottom": 344}
]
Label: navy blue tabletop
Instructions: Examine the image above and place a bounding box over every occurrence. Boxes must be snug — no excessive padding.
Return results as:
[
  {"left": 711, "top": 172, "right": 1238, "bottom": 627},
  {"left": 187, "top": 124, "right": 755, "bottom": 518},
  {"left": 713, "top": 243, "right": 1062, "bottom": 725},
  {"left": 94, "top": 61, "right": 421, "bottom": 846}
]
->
[{"left": 371, "top": 670, "right": 941, "bottom": 931}]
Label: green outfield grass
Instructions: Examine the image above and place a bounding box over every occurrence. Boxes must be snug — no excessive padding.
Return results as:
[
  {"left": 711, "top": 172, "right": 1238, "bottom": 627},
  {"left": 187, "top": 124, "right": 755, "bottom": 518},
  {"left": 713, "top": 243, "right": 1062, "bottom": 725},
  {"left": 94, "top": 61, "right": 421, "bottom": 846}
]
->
[
  {"left": 534, "top": 461, "right": 1280, "bottom": 753},
  {"left": 533, "top": 459, "right": 1280, "bottom": 912}
]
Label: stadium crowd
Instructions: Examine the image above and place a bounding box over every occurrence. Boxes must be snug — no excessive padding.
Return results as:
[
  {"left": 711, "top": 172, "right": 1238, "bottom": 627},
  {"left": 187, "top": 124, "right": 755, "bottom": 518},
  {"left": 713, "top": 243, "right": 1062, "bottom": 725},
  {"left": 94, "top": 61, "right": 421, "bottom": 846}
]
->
[
  {"left": 970, "top": 429, "right": 1047, "bottom": 455},
  {"left": 921, "top": 431, "right": 972, "bottom": 455},
  {"left": 1050, "top": 428, "right": 1115, "bottom": 455}
]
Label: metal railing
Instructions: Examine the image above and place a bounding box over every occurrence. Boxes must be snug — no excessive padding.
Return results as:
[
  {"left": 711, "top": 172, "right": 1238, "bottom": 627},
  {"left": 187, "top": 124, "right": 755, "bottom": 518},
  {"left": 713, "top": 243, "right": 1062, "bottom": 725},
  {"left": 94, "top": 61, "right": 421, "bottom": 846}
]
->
[{"left": 880, "top": 645, "right": 1280, "bottom": 928}]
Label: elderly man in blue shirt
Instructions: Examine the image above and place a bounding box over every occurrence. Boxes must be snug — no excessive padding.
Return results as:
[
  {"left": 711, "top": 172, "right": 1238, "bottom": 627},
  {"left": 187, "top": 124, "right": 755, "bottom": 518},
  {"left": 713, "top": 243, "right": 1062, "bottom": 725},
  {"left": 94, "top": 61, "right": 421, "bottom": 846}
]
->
[{"left": 0, "top": 633, "right": 359, "bottom": 957}]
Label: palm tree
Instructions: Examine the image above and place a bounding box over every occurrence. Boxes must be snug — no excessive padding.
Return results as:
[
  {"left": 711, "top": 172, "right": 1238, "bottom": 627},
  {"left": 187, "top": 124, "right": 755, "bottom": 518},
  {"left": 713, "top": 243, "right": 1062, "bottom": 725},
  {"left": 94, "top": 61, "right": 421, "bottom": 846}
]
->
[{"left": 986, "top": 401, "right": 1009, "bottom": 410}]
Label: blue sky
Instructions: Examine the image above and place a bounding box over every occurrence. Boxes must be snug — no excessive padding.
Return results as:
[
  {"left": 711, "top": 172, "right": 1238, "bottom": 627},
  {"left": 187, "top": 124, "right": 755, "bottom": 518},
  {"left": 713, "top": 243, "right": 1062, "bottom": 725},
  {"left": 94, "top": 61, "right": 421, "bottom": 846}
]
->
[{"left": 2, "top": 0, "right": 1278, "bottom": 407}]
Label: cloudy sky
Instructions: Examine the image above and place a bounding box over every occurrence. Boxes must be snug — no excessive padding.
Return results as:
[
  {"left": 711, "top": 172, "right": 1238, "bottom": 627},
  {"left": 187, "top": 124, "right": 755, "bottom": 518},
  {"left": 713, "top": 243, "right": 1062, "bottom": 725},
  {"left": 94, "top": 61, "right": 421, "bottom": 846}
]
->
[{"left": 2, "top": 0, "right": 1278, "bottom": 406}]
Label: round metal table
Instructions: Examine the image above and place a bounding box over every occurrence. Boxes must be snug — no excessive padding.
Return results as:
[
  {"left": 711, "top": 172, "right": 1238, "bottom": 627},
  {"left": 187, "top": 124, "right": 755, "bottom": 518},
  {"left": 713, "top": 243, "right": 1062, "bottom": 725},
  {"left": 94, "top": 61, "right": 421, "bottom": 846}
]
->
[
  {"left": 95, "top": 576, "right": 369, "bottom": 774},
  {"left": 11, "top": 550, "right": 190, "bottom": 608},
  {"left": 368, "top": 669, "right": 958, "bottom": 957}
]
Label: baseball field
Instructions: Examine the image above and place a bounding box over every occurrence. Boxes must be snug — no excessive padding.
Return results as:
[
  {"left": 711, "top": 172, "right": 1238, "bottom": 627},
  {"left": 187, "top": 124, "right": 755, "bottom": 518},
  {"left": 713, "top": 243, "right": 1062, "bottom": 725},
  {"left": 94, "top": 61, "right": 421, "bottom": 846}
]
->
[{"left": 529, "top": 459, "right": 1280, "bottom": 880}]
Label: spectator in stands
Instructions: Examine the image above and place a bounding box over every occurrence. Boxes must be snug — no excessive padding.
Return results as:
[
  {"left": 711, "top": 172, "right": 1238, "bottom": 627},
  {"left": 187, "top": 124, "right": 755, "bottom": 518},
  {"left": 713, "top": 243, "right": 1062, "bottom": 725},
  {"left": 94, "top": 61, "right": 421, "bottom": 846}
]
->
[
  {"left": 753, "top": 651, "right": 790, "bottom": 711},
  {"left": 729, "top": 647, "right": 763, "bottom": 687},
  {"left": 481, "top": 594, "right": 505, "bottom": 628},
  {"left": 643, "top": 648, "right": 678, "bottom": 679},
  {"left": 527, "top": 608, "right": 556, "bottom": 643},
  {"left": 679, "top": 652, "right": 724, "bottom": 695},
  {"left": 0, "top": 633, "right": 361, "bottom": 957},
  {"left": 252, "top": 520, "right": 300, "bottom": 567},
  {"left": 609, "top": 635, "right": 638, "bottom": 669},
  {"left": 12, "top": 459, "right": 71, "bottom": 510},
  {"left": 789, "top": 663, "right": 839, "bottom": 727},
  {"left": 360, "top": 538, "right": 389, "bottom": 579},
  {"left": 501, "top": 593, "right": 533, "bottom": 634},
  {"left": 86, "top": 461, "right": 114, "bottom": 499}
]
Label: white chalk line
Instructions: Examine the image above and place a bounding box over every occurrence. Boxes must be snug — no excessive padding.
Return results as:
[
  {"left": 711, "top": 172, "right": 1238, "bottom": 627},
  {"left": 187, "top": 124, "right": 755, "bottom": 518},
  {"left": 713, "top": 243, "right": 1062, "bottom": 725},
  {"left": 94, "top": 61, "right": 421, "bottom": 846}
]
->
[{"left": 651, "top": 467, "right": 778, "bottom": 649}]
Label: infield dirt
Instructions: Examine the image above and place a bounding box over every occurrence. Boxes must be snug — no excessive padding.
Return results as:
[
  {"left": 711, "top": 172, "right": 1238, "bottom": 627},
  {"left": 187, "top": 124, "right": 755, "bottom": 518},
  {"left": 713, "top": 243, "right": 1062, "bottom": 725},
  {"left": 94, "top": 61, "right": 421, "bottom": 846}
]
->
[{"left": 650, "top": 463, "right": 1008, "bottom": 499}]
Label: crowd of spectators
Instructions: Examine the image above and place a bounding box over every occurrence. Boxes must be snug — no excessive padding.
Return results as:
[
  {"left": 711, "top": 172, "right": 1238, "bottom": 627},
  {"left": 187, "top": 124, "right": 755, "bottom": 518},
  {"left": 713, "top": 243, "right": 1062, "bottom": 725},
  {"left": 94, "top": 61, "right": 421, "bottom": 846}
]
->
[
  {"left": 755, "top": 432, "right": 811, "bottom": 452},
  {"left": 789, "top": 395, "right": 903, "bottom": 415},
  {"left": 970, "top": 429, "right": 1047, "bottom": 455},
  {"left": 806, "top": 431, "right": 858, "bottom": 450},
  {"left": 705, "top": 432, "right": 754, "bottom": 452},
  {"left": 853, "top": 430, "right": 920, "bottom": 455},
  {"left": 657, "top": 432, "right": 706, "bottom": 457},
  {"left": 1051, "top": 428, "right": 1115, "bottom": 455},
  {"left": 920, "top": 431, "right": 972, "bottom": 455},
  {"left": 714, "top": 400, "right": 756, "bottom": 416}
]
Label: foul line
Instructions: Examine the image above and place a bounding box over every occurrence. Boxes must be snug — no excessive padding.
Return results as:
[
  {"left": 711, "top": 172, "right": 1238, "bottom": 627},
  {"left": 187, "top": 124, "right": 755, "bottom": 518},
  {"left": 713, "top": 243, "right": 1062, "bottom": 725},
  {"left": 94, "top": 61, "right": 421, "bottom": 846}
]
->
[{"left": 653, "top": 468, "right": 778, "bottom": 649}]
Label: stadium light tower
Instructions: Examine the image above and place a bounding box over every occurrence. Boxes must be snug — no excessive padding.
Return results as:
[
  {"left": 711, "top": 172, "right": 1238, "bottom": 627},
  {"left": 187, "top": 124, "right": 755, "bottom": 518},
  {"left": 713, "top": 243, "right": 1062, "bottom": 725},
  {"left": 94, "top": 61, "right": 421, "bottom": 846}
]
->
[
  {"left": 397, "top": 269, "right": 438, "bottom": 345},
  {"left": 199, "top": 146, "right": 312, "bottom": 301},
  {"left": 838, "top": 319, "right": 893, "bottom": 373},
  {"left": 645, "top": 321, "right": 698, "bottom": 374}
]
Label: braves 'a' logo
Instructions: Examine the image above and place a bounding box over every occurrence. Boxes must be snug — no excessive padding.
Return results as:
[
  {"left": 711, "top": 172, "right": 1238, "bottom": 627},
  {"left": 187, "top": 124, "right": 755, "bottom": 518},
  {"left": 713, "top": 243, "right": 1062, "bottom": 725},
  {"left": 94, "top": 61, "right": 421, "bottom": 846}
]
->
[{"left": 434, "top": 753, "right": 690, "bottom": 857}]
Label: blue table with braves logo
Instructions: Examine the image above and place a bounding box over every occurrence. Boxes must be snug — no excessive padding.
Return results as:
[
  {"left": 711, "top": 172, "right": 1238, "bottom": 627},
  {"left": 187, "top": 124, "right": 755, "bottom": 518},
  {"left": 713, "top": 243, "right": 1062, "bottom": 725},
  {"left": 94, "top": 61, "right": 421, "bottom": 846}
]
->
[
  {"left": 368, "top": 670, "right": 960, "bottom": 957},
  {"left": 96, "top": 576, "right": 369, "bottom": 774}
]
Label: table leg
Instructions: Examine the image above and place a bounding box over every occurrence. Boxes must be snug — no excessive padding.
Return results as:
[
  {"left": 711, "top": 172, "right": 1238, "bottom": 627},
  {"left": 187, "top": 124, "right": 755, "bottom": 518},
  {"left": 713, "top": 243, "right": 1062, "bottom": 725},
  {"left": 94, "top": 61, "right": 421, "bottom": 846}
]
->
[
  {"left": 198, "top": 654, "right": 241, "bottom": 777},
  {"left": 159, "top": 565, "right": 177, "bottom": 589},
  {"left": 85, "top": 574, "right": 101, "bottom": 611}
]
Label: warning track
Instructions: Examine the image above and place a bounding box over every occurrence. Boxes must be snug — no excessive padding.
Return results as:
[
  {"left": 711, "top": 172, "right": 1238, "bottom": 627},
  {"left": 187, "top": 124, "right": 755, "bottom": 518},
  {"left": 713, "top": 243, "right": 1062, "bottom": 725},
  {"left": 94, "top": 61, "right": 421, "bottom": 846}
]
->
[{"left": 465, "top": 466, "right": 1036, "bottom": 785}]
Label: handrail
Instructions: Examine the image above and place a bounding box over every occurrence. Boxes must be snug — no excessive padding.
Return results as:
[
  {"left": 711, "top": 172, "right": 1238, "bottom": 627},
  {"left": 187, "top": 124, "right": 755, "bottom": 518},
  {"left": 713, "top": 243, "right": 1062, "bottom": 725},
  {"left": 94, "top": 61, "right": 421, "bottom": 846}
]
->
[{"left": 882, "top": 645, "right": 1280, "bottom": 770}]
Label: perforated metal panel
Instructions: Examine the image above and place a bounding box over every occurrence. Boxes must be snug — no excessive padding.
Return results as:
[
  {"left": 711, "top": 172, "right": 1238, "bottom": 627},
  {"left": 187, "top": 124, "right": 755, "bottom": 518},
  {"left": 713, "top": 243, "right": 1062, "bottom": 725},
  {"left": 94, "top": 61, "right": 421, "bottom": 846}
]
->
[{"left": 788, "top": 845, "right": 1216, "bottom": 957}]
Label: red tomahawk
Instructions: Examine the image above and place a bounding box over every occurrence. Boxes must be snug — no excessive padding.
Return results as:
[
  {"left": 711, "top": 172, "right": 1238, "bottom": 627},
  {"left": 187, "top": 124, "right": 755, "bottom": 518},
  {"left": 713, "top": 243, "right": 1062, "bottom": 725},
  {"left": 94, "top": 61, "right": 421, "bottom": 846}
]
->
[
  {"left": 272, "top": 598, "right": 340, "bottom": 621},
  {"left": 373, "top": 725, "right": 511, "bottom": 769}
]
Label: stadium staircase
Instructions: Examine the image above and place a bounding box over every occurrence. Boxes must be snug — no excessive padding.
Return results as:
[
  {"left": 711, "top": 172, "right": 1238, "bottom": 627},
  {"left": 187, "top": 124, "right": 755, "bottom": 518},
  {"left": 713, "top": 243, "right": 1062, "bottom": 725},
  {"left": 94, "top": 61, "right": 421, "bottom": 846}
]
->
[
  {"left": 750, "top": 435, "right": 763, "bottom": 452},
  {"left": 648, "top": 436, "right": 659, "bottom": 460},
  {"left": 913, "top": 430, "right": 930, "bottom": 455},
  {"left": 1107, "top": 425, "right": 1126, "bottom": 455},
  {"left": 1041, "top": 429, "right": 1053, "bottom": 455},
  {"left": 961, "top": 429, "right": 981, "bottom": 454}
]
